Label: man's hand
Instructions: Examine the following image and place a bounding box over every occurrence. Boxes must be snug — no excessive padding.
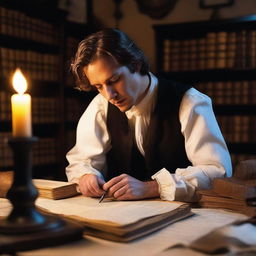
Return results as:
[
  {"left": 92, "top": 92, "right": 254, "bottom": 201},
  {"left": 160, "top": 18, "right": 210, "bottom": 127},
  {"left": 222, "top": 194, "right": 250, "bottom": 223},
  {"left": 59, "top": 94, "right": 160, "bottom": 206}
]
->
[
  {"left": 79, "top": 174, "right": 105, "bottom": 197},
  {"left": 103, "top": 174, "right": 159, "bottom": 200}
]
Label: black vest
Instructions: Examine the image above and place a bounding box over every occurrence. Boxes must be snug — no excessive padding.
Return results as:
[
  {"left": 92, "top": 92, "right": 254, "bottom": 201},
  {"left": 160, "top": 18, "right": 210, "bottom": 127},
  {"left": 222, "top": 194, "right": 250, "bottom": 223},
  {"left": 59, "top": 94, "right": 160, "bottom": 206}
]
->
[{"left": 106, "top": 78, "right": 192, "bottom": 181}]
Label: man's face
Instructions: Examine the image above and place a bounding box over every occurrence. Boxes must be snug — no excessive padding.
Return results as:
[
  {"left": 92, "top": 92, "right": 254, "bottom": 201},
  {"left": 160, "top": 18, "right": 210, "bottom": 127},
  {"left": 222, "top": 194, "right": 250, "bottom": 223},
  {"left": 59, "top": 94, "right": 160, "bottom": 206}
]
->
[{"left": 83, "top": 56, "right": 144, "bottom": 112}]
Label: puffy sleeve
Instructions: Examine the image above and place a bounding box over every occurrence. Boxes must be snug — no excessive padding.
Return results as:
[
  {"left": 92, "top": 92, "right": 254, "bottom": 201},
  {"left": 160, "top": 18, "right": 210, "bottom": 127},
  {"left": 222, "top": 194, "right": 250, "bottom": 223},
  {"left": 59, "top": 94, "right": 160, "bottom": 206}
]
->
[
  {"left": 66, "top": 94, "right": 111, "bottom": 184},
  {"left": 152, "top": 88, "right": 232, "bottom": 202}
]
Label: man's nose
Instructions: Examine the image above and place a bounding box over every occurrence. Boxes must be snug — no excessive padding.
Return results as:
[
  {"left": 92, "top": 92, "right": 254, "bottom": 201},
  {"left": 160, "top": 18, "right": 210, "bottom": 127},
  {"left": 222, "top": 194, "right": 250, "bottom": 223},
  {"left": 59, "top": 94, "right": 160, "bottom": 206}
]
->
[{"left": 105, "top": 86, "right": 117, "bottom": 100}]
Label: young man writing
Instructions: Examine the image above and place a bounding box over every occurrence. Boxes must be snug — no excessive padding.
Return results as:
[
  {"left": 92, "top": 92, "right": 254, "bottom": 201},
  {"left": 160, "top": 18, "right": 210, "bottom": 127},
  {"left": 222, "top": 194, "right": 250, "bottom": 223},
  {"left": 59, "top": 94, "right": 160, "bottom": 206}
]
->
[{"left": 66, "top": 28, "right": 232, "bottom": 202}]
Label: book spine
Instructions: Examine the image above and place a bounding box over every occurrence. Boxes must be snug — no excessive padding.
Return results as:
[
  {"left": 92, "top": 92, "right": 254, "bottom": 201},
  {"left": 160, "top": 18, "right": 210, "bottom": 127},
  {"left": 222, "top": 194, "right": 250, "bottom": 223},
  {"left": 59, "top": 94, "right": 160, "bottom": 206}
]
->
[{"left": 213, "top": 179, "right": 256, "bottom": 200}]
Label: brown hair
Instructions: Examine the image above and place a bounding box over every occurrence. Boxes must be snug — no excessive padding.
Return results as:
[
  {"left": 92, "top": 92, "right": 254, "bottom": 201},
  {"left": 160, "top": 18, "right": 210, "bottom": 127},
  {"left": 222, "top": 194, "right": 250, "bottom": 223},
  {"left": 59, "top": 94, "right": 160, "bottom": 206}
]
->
[{"left": 71, "top": 28, "right": 150, "bottom": 91}]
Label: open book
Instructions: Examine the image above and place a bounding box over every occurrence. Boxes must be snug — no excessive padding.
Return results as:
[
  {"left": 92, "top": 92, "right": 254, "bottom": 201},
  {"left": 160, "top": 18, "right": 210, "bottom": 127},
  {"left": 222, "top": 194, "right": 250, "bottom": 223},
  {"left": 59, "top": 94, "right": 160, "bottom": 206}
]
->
[{"left": 36, "top": 196, "right": 193, "bottom": 242}]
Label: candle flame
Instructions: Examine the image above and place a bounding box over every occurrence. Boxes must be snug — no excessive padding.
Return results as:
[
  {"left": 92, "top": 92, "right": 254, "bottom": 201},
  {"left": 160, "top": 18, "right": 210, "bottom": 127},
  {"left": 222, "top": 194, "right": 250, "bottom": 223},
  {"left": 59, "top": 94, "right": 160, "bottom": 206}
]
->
[{"left": 12, "top": 68, "right": 27, "bottom": 94}]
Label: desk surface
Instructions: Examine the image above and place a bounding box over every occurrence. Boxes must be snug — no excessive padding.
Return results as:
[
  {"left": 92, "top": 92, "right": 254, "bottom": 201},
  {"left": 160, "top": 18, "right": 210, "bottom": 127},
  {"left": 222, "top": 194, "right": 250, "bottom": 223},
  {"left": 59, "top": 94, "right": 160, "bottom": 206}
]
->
[{"left": 0, "top": 198, "right": 249, "bottom": 256}]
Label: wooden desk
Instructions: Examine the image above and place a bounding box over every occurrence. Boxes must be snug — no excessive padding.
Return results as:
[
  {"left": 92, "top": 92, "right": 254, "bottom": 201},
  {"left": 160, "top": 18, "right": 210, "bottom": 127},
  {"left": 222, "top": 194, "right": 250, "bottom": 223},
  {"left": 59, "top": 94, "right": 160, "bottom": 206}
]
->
[{"left": 0, "top": 198, "right": 250, "bottom": 256}]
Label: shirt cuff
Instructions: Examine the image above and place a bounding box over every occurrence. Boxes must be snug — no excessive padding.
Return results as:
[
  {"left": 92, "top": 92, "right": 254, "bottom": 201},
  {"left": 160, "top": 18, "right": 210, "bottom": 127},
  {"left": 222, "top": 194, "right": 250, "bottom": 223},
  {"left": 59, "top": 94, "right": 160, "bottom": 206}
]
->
[
  {"left": 151, "top": 168, "right": 188, "bottom": 201},
  {"left": 151, "top": 168, "right": 176, "bottom": 201}
]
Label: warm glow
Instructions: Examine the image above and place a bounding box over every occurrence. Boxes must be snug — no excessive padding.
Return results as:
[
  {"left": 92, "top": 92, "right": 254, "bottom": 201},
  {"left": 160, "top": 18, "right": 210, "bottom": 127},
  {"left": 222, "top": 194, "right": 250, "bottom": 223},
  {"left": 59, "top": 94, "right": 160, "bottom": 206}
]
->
[
  {"left": 12, "top": 68, "right": 27, "bottom": 94},
  {"left": 11, "top": 68, "right": 32, "bottom": 137}
]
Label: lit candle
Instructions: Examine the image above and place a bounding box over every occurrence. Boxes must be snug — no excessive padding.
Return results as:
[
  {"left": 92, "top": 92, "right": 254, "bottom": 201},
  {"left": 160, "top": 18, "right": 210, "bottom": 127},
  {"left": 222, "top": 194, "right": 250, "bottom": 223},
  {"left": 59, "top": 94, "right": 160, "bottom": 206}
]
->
[{"left": 11, "top": 68, "right": 32, "bottom": 137}]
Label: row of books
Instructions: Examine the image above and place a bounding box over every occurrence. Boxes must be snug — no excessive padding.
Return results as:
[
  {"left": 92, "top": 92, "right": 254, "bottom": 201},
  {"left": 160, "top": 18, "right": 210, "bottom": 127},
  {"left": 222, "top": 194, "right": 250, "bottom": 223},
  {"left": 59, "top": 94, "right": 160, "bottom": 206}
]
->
[
  {"left": 0, "top": 91, "right": 60, "bottom": 124},
  {"left": 217, "top": 115, "right": 256, "bottom": 143},
  {"left": 0, "top": 47, "right": 59, "bottom": 81},
  {"left": 0, "top": 6, "right": 59, "bottom": 45},
  {"left": 196, "top": 80, "right": 256, "bottom": 105},
  {"left": 163, "top": 30, "right": 256, "bottom": 71},
  {"left": 0, "top": 132, "right": 58, "bottom": 168}
]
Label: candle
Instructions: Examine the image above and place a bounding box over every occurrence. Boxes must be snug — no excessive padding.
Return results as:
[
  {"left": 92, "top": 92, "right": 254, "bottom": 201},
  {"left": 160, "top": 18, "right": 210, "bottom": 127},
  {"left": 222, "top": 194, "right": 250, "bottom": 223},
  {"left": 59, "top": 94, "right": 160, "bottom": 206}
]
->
[{"left": 11, "top": 68, "right": 32, "bottom": 137}]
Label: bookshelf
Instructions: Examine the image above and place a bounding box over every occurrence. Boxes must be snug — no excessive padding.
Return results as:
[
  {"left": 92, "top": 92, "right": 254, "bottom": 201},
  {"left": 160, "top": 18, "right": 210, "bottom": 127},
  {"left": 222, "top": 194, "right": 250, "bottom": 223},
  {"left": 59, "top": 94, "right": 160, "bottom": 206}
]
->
[
  {"left": 153, "top": 15, "right": 256, "bottom": 167},
  {"left": 0, "top": 1, "right": 93, "bottom": 180}
]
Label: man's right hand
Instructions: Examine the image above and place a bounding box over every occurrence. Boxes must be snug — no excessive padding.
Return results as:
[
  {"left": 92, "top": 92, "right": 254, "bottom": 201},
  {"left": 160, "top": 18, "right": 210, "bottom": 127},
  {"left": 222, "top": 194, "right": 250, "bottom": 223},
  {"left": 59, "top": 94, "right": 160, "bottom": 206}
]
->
[{"left": 78, "top": 174, "right": 105, "bottom": 197}]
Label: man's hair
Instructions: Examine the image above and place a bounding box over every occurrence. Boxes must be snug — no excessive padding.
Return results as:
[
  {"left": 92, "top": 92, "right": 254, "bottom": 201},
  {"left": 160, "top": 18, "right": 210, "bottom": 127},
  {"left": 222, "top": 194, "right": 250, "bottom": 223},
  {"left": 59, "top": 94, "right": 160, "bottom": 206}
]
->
[{"left": 71, "top": 28, "right": 150, "bottom": 91}]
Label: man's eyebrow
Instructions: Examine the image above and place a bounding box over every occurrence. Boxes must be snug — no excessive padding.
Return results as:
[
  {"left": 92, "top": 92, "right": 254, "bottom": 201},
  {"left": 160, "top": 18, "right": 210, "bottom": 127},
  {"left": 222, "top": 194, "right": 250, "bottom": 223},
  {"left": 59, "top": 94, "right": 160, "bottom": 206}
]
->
[{"left": 91, "top": 73, "right": 119, "bottom": 87}]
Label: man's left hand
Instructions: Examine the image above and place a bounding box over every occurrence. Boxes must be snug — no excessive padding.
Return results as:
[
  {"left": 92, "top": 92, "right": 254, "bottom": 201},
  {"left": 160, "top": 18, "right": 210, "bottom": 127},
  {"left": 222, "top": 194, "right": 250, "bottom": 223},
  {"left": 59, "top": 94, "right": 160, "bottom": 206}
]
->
[{"left": 102, "top": 174, "right": 159, "bottom": 200}]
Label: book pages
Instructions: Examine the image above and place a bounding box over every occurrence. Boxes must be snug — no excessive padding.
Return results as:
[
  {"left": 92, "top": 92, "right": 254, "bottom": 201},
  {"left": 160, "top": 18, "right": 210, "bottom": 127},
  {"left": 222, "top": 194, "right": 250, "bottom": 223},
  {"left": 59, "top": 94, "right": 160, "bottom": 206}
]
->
[{"left": 35, "top": 196, "right": 187, "bottom": 226}]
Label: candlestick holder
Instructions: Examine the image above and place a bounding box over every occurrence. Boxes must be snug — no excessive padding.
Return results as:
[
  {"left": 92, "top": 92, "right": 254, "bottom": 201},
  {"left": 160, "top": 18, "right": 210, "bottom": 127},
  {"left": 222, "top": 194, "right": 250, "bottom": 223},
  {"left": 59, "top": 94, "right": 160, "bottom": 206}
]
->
[{"left": 0, "top": 137, "right": 83, "bottom": 254}]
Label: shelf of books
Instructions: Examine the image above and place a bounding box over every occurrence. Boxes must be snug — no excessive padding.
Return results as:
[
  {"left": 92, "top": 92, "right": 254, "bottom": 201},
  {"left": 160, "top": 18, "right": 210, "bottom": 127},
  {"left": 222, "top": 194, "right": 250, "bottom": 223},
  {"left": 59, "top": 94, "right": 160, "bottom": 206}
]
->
[
  {"left": 153, "top": 15, "right": 256, "bottom": 167},
  {"left": 0, "top": 3, "right": 64, "bottom": 179}
]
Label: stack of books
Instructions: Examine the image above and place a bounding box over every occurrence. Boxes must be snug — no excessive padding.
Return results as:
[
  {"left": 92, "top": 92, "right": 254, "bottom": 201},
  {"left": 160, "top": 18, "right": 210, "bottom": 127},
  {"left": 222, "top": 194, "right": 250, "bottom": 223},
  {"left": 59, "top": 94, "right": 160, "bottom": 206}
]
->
[{"left": 197, "top": 159, "right": 256, "bottom": 216}]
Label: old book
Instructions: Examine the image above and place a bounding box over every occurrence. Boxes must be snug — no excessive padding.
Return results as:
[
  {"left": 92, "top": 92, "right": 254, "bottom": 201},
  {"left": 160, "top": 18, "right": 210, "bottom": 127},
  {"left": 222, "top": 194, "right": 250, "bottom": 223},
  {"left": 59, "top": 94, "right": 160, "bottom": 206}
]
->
[
  {"left": 33, "top": 179, "right": 79, "bottom": 200},
  {"left": 0, "top": 173, "right": 79, "bottom": 200},
  {"left": 211, "top": 159, "right": 256, "bottom": 200},
  {"left": 36, "top": 196, "right": 193, "bottom": 242},
  {"left": 212, "top": 177, "right": 256, "bottom": 200},
  {"left": 197, "top": 189, "right": 256, "bottom": 216}
]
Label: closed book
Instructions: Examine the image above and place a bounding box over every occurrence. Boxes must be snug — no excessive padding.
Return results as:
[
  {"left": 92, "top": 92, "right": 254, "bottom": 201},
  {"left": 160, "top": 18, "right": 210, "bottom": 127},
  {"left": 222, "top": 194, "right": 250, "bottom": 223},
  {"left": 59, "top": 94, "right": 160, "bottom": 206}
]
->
[
  {"left": 197, "top": 189, "right": 256, "bottom": 216},
  {"left": 0, "top": 172, "right": 79, "bottom": 200},
  {"left": 33, "top": 179, "right": 79, "bottom": 200},
  {"left": 212, "top": 177, "right": 256, "bottom": 200}
]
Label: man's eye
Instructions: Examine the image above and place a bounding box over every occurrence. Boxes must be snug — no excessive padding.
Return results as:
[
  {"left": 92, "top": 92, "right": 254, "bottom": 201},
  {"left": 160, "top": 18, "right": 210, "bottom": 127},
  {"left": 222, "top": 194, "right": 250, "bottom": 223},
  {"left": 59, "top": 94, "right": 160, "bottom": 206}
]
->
[{"left": 109, "top": 76, "right": 120, "bottom": 84}]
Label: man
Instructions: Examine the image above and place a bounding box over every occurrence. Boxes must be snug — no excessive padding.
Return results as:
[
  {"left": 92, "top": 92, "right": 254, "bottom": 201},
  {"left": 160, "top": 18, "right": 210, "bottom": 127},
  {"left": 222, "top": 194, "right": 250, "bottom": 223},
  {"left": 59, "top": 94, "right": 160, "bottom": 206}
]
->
[{"left": 66, "top": 28, "right": 232, "bottom": 202}]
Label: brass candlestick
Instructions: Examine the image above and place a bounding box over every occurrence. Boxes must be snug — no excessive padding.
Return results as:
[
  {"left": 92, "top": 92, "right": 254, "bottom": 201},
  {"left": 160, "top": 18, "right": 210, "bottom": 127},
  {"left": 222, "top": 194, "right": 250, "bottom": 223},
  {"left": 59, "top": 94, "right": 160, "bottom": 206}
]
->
[{"left": 0, "top": 137, "right": 83, "bottom": 254}]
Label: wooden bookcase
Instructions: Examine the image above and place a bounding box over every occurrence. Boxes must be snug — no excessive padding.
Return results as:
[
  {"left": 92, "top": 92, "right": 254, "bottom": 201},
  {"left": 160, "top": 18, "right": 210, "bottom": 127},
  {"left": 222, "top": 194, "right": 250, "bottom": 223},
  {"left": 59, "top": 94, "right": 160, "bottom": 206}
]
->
[
  {"left": 0, "top": 1, "right": 93, "bottom": 180},
  {"left": 153, "top": 15, "right": 256, "bottom": 167}
]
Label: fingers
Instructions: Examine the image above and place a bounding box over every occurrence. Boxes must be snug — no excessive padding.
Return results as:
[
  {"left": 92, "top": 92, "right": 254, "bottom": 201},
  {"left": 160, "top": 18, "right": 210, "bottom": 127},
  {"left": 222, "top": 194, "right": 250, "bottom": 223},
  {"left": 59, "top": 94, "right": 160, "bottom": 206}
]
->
[
  {"left": 103, "top": 174, "right": 140, "bottom": 200},
  {"left": 103, "top": 175, "right": 124, "bottom": 191},
  {"left": 78, "top": 173, "right": 150, "bottom": 201},
  {"left": 79, "top": 174, "right": 105, "bottom": 197}
]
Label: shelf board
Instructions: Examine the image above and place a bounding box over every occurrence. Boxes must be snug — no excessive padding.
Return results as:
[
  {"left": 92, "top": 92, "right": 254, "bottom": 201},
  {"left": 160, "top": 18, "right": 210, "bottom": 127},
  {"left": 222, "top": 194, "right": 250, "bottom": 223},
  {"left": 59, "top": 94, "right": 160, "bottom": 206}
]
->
[
  {"left": 1, "top": 77, "right": 60, "bottom": 96},
  {"left": 157, "top": 69, "right": 256, "bottom": 83},
  {"left": 33, "top": 123, "right": 60, "bottom": 137},
  {"left": 213, "top": 105, "right": 256, "bottom": 115},
  {"left": 0, "top": 122, "right": 60, "bottom": 136},
  {"left": 153, "top": 15, "right": 256, "bottom": 39},
  {"left": 0, "top": 0, "right": 66, "bottom": 23},
  {"left": 0, "top": 34, "right": 59, "bottom": 53},
  {"left": 0, "top": 122, "right": 12, "bottom": 132},
  {"left": 227, "top": 143, "right": 256, "bottom": 154},
  {"left": 32, "top": 163, "right": 61, "bottom": 180}
]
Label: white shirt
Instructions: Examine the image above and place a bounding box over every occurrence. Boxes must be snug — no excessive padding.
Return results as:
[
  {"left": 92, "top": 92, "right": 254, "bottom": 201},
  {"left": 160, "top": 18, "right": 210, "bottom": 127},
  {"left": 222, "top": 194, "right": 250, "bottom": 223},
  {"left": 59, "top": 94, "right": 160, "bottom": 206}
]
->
[{"left": 66, "top": 73, "right": 232, "bottom": 202}]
